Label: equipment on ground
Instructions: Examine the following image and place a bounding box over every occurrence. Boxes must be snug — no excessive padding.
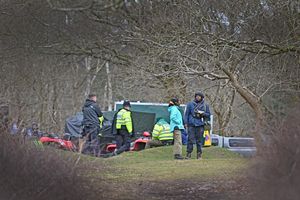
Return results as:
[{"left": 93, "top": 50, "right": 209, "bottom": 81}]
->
[
  {"left": 39, "top": 133, "right": 76, "bottom": 151},
  {"left": 100, "top": 131, "right": 151, "bottom": 155},
  {"left": 202, "top": 130, "right": 212, "bottom": 147}
]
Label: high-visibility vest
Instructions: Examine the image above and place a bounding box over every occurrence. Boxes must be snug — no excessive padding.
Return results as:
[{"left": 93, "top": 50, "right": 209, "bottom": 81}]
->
[
  {"left": 116, "top": 109, "right": 133, "bottom": 133},
  {"left": 99, "top": 116, "right": 104, "bottom": 128},
  {"left": 152, "top": 123, "right": 173, "bottom": 141}
]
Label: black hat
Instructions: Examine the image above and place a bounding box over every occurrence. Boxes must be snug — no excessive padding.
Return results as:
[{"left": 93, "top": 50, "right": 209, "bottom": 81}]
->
[
  {"left": 169, "top": 97, "right": 179, "bottom": 106},
  {"left": 195, "top": 92, "right": 204, "bottom": 98},
  {"left": 123, "top": 100, "right": 131, "bottom": 107}
]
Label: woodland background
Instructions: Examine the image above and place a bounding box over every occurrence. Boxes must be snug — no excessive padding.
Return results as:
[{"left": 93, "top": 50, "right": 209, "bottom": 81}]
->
[{"left": 0, "top": 0, "right": 299, "bottom": 139}]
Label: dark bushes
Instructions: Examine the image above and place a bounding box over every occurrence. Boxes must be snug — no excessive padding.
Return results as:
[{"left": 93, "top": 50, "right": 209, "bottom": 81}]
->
[
  {"left": 0, "top": 129, "right": 103, "bottom": 200},
  {"left": 251, "top": 105, "right": 300, "bottom": 200}
]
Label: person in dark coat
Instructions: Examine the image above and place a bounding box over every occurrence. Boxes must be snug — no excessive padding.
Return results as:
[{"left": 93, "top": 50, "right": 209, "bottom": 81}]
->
[
  {"left": 79, "top": 94, "right": 103, "bottom": 156},
  {"left": 184, "top": 92, "right": 211, "bottom": 159}
]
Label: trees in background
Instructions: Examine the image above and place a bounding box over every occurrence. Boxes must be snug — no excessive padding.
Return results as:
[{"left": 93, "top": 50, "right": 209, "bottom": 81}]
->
[{"left": 0, "top": 0, "right": 299, "bottom": 137}]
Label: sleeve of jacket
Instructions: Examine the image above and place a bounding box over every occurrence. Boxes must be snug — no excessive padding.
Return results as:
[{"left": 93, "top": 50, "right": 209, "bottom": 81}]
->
[
  {"left": 131, "top": 112, "right": 135, "bottom": 133},
  {"left": 124, "top": 111, "right": 133, "bottom": 133},
  {"left": 111, "top": 111, "right": 118, "bottom": 135},
  {"left": 93, "top": 103, "right": 103, "bottom": 117},
  {"left": 184, "top": 103, "right": 191, "bottom": 125},
  {"left": 204, "top": 104, "right": 211, "bottom": 120},
  {"left": 152, "top": 124, "right": 161, "bottom": 140},
  {"left": 170, "top": 109, "right": 181, "bottom": 125}
]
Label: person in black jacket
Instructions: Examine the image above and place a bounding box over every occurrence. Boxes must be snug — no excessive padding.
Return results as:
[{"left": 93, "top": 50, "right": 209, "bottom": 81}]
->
[{"left": 79, "top": 94, "right": 103, "bottom": 156}]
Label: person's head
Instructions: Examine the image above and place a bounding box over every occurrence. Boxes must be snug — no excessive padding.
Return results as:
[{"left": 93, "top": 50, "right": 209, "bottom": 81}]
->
[
  {"left": 32, "top": 122, "right": 39, "bottom": 131},
  {"left": 123, "top": 100, "right": 131, "bottom": 110},
  {"left": 156, "top": 117, "right": 164, "bottom": 123},
  {"left": 88, "top": 94, "right": 97, "bottom": 102},
  {"left": 169, "top": 97, "right": 179, "bottom": 106},
  {"left": 156, "top": 117, "right": 167, "bottom": 124},
  {"left": 195, "top": 92, "right": 204, "bottom": 102}
]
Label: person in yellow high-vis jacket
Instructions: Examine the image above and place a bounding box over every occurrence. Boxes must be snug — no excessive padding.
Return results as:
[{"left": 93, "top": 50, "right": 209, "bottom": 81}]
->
[
  {"left": 145, "top": 118, "right": 173, "bottom": 149},
  {"left": 112, "top": 100, "right": 134, "bottom": 155}
]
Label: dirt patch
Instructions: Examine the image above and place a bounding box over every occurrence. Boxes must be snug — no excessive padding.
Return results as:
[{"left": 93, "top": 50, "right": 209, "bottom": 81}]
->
[{"left": 106, "top": 177, "right": 252, "bottom": 200}]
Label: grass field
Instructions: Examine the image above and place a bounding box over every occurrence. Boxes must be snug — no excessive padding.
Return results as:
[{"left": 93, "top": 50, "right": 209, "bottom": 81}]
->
[
  {"left": 80, "top": 146, "right": 251, "bottom": 199},
  {"left": 95, "top": 146, "right": 249, "bottom": 183}
]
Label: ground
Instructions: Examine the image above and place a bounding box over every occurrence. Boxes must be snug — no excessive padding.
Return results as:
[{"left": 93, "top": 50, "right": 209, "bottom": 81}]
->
[{"left": 82, "top": 146, "right": 252, "bottom": 200}]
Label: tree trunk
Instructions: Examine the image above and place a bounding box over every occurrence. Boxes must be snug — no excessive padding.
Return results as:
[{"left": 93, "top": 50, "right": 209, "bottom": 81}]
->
[
  {"left": 84, "top": 56, "right": 92, "bottom": 99},
  {"left": 106, "top": 62, "right": 113, "bottom": 111},
  {"left": 222, "top": 67, "right": 266, "bottom": 145},
  {"left": 222, "top": 89, "right": 236, "bottom": 136}
]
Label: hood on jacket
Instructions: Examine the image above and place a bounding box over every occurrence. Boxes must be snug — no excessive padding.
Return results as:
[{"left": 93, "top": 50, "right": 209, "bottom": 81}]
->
[
  {"left": 195, "top": 92, "right": 204, "bottom": 103},
  {"left": 156, "top": 118, "right": 168, "bottom": 125},
  {"left": 84, "top": 99, "right": 96, "bottom": 107},
  {"left": 195, "top": 92, "right": 204, "bottom": 98},
  {"left": 168, "top": 105, "right": 179, "bottom": 112}
]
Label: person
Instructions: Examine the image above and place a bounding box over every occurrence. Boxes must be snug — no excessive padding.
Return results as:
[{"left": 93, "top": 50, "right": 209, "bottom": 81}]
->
[
  {"left": 184, "top": 92, "right": 211, "bottom": 159},
  {"left": 112, "top": 100, "right": 134, "bottom": 156},
  {"left": 168, "top": 98, "right": 184, "bottom": 160},
  {"left": 145, "top": 118, "right": 173, "bottom": 149},
  {"left": 79, "top": 94, "right": 103, "bottom": 156},
  {"left": 10, "top": 118, "right": 19, "bottom": 135},
  {"left": 25, "top": 122, "right": 42, "bottom": 138}
]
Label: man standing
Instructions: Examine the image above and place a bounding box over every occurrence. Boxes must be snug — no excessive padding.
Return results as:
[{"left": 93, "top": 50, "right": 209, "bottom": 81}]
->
[
  {"left": 168, "top": 98, "right": 184, "bottom": 160},
  {"left": 184, "top": 92, "right": 211, "bottom": 159},
  {"left": 80, "top": 94, "right": 103, "bottom": 156},
  {"left": 113, "top": 100, "right": 134, "bottom": 155},
  {"left": 145, "top": 118, "right": 173, "bottom": 149}
]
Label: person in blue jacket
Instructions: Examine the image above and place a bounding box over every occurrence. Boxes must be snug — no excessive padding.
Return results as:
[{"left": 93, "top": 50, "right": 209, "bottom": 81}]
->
[
  {"left": 184, "top": 92, "right": 211, "bottom": 159},
  {"left": 181, "top": 129, "right": 188, "bottom": 145},
  {"left": 168, "top": 97, "right": 184, "bottom": 160}
]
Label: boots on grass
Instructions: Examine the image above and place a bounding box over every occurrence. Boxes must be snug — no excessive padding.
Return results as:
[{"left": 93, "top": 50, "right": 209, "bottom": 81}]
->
[
  {"left": 174, "top": 154, "right": 184, "bottom": 160},
  {"left": 186, "top": 152, "right": 192, "bottom": 159},
  {"left": 197, "top": 152, "right": 202, "bottom": 160}
]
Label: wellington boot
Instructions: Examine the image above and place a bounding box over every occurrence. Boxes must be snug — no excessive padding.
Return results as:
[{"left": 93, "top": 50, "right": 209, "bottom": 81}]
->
[
  {"left": 174, "top": 154, "right": 184, "bottom": 160},
  {"left": 186, "top": 153, "right": 192, "bottom": 159},
  {"left": 197, "top": 152, "right": 202, "bottom": 160}
]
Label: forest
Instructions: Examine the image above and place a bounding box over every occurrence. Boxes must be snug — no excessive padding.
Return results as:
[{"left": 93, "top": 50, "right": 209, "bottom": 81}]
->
[
  {"left": 0, "top": 1, "right": 300, "bottom": 200},
  {"left": 0, "top": 0, "right": 298, "bottom": 138}
]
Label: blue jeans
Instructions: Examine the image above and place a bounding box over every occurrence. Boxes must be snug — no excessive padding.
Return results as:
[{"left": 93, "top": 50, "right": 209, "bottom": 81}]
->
[{"left": 187, "top": 126, "right": 204, "bottom": 154}]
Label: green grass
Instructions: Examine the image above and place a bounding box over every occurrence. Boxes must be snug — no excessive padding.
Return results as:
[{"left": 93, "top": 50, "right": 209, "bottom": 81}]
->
[{"left": 99, "top": 146, "right": 249, "bottom": 183}]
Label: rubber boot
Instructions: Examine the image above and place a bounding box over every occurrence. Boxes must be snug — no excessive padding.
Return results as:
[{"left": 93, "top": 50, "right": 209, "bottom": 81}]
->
[
  {"left": 197, "top": 152, "right": 202, "bottom": 160},
  {"left": 186, "top": 153, "right": 192, "bottom": 159},
  {"left": 174, "top": 154, "right": 184, "bottom": 160}
]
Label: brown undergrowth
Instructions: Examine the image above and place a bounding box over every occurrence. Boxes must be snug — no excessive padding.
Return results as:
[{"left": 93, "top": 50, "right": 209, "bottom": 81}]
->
[
  {"left": 249, "top": 105, "right": 300, "bottom": 200},
  {"left": 0, "top": 128, "right": 105, "bottom": 200}
]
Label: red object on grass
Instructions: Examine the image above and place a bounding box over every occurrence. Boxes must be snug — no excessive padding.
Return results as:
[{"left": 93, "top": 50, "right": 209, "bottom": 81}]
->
[
  {"left": 39, "top": 136, "right": 76, "bottom": 151},
  {"left": 104, "top": 131, "right": 151, "bottom": 152}
]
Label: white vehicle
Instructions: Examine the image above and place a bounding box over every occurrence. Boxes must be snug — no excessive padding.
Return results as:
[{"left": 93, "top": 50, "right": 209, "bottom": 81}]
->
[{"left": 211, "top": 134, "right": 256, "bottom": 157}]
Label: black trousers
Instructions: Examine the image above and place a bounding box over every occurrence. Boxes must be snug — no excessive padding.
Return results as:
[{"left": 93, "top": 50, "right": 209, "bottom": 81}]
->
[
  {"left": 115, "top": 129, "right": 131, "bottom": 155},
  {"left": 82, "top": 125, "right": 100, "bottom": 156},
  {"left": 187, "top": 126, "right": 204, "bottom": 154}
]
